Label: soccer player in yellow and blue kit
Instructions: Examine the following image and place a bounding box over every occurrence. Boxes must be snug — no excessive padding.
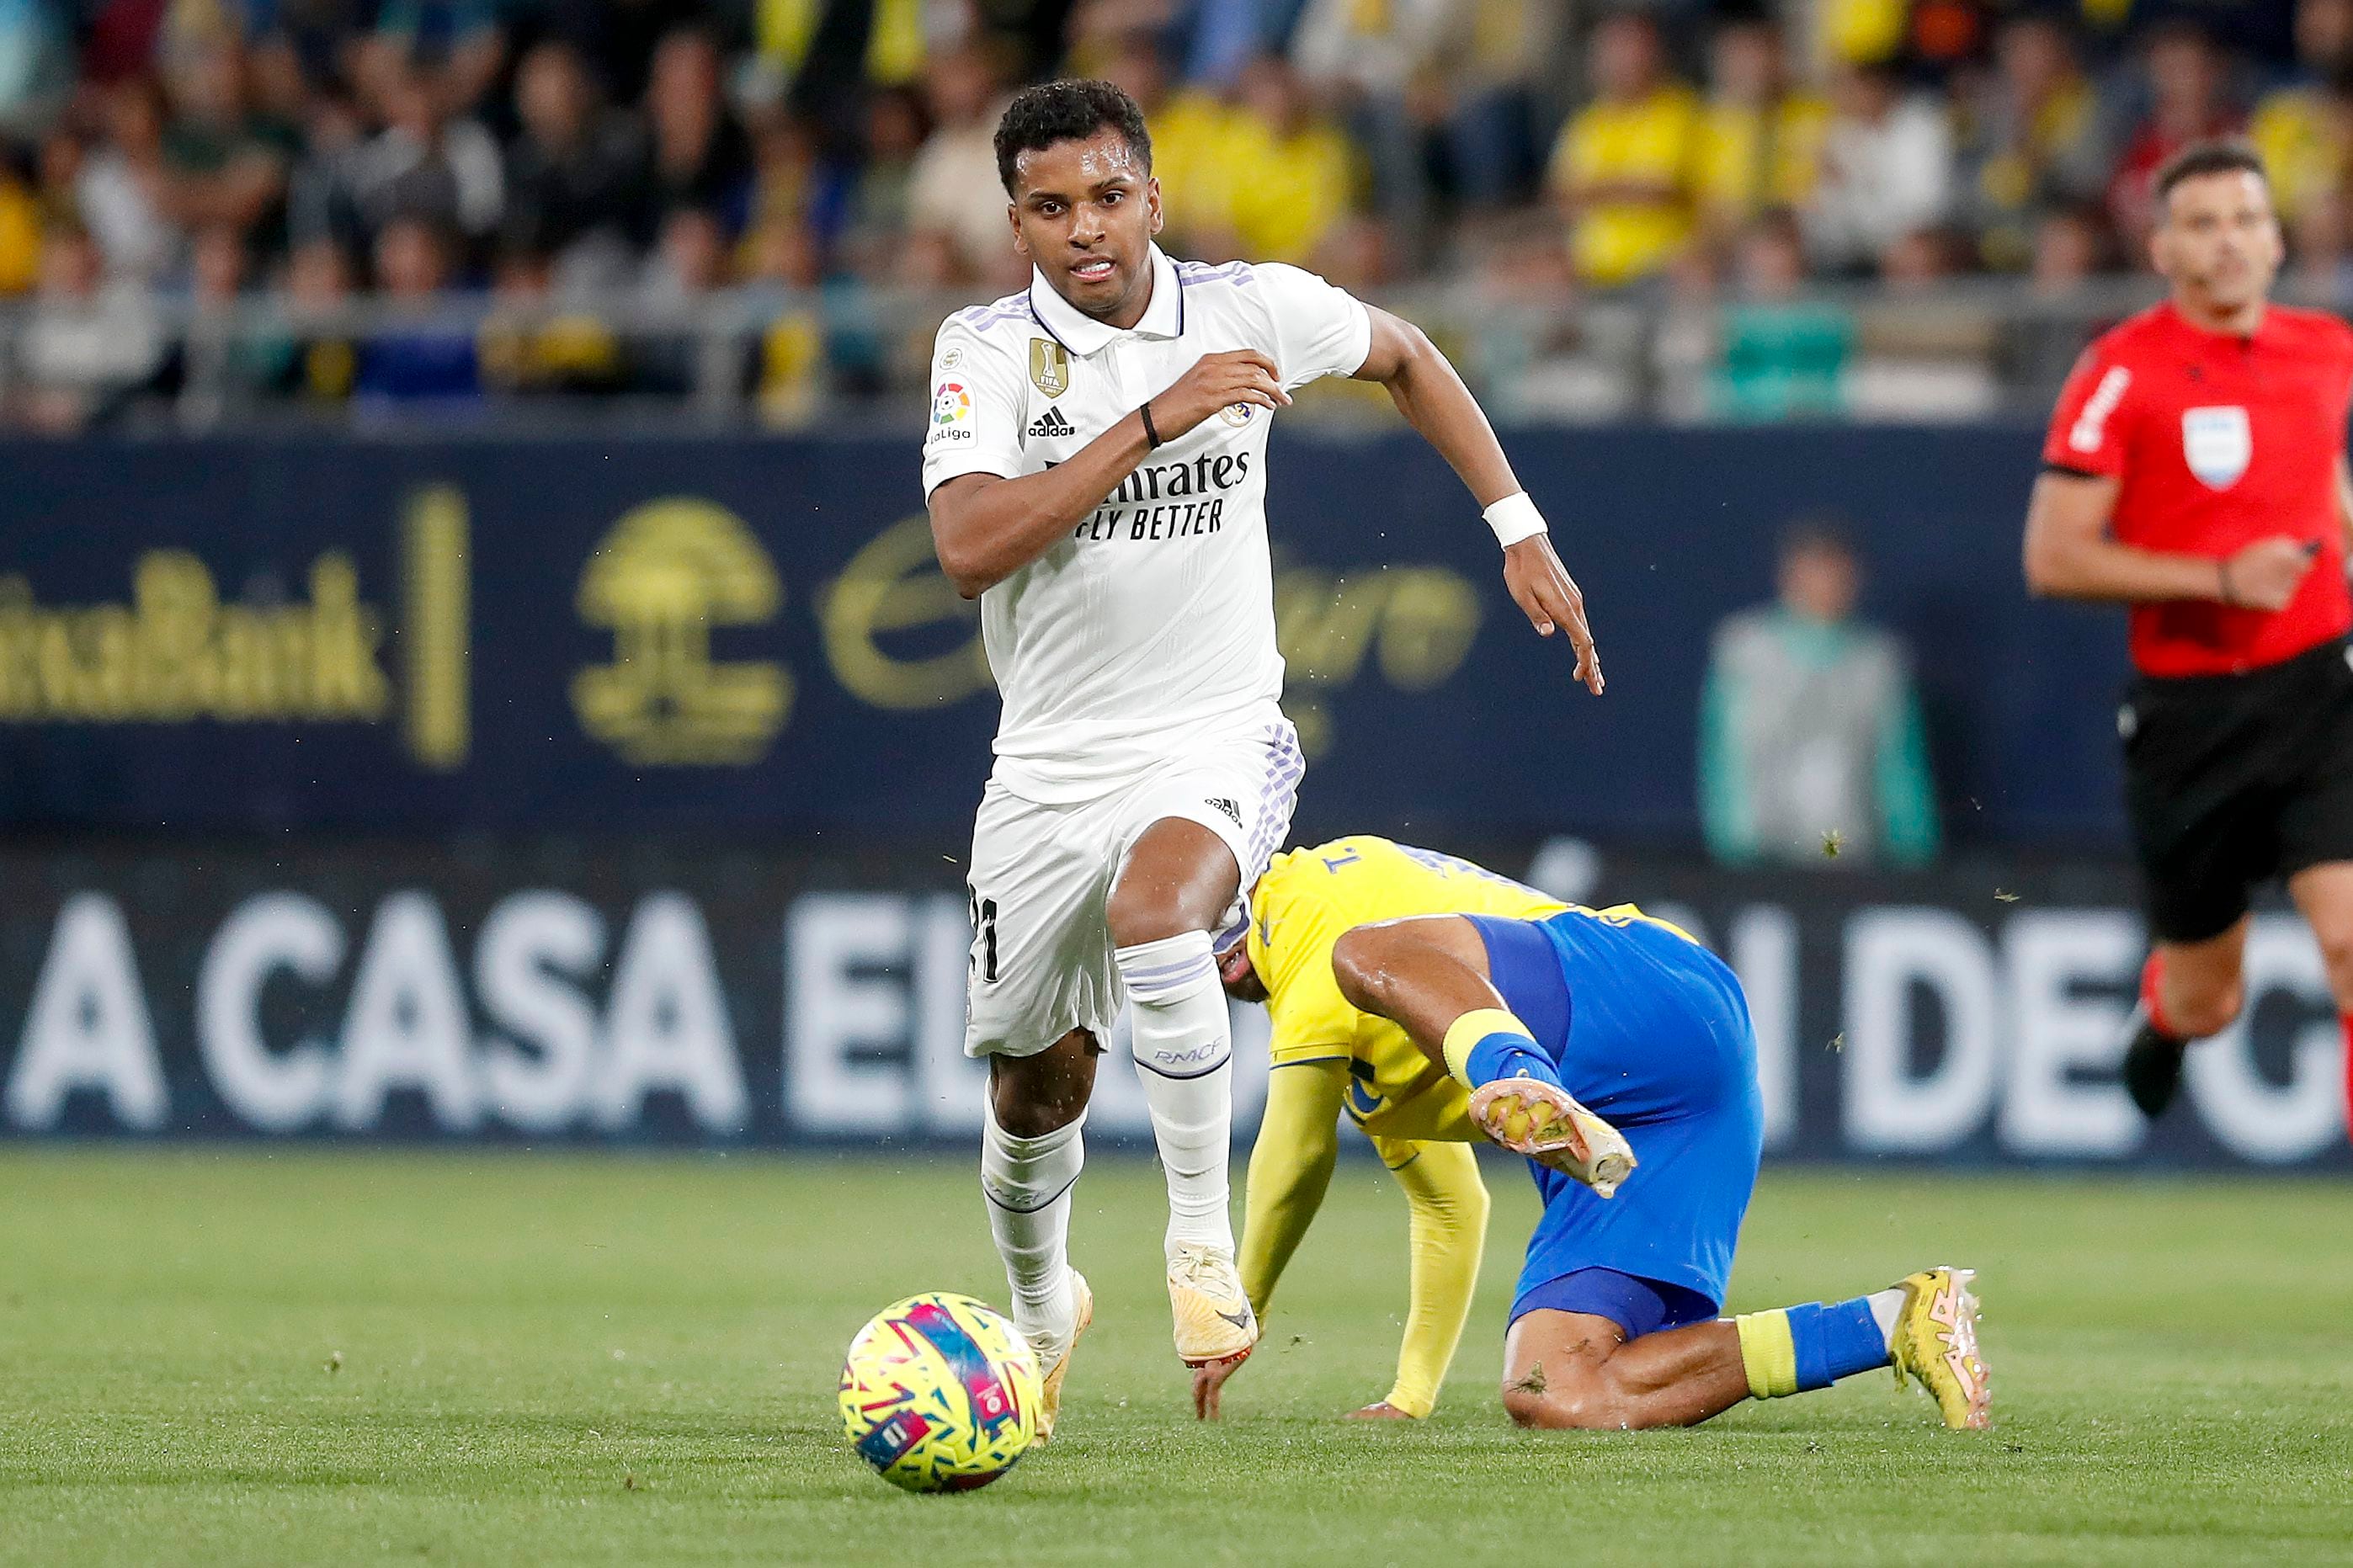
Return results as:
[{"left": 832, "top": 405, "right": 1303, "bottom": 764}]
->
[{"left": 1202, "top": 836, "right": 1990, "bottom": 1430}]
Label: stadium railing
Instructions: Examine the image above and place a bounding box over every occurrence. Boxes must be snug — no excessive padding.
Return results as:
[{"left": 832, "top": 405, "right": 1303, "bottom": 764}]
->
[{"left": 3, "top": 274, "right": 2337, "bottom": 433}]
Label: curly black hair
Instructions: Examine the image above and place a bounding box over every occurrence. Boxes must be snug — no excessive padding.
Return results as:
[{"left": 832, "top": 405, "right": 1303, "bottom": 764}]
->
[{"left": 993, "top": 78, "right": 1153, "bottom": 195}]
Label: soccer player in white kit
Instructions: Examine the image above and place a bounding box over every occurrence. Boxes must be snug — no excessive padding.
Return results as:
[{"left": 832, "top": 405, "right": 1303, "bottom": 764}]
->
[{"left": 921, "top": 79, "right": 1604, "bottom": 1441}]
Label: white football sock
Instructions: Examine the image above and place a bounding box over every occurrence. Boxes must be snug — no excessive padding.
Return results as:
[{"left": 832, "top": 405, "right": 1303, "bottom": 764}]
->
[
  {"left": 979, "top": 1100, "right": 1083, "bottom": 1342},
  {"left": 1866, "top": 1286, "right": 1905, "bottom": 1347},
  {"left": 1116, "top": 930, "right": 1235, "bottom": 1257}
]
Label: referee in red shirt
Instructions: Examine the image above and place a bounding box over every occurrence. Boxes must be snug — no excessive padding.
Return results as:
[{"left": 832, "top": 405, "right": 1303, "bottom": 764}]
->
[{"left": 2026, "top": 141, "right": 2353, "bottom": 1136}]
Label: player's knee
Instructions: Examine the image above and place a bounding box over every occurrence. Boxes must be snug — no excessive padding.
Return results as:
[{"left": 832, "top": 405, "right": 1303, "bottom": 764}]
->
[
  {"left": 2169, "top": 975, "right": 2244, "bottom": 1039},
  {"left": 2310, "top": 927, "right": 2353, "bottom": 1005},
  {"left": 1104, "top": 882, "right": 1191, "bottom": 950},
  {"left": 1330, "top": 924, "right": 1403, "bottom": 1013},
  {"left": 993, "top": 1094, "right": 1079, "bottom": 1140},
  {"left": 1499, "top": 1374, "right": 1628, "bottom": 1432},
  {"left": 989, "top": 1033, "right": 1096, "bottom": 1136},
  {"left": 1105, "top": 864, "right": 1220, "bottom": 949},
  {"left": 1106, "top": 821, "right": 1241, "bottom": 949},
  {"left": 1500, "top": 1381, "right": 1554, "bottom": 1427}
]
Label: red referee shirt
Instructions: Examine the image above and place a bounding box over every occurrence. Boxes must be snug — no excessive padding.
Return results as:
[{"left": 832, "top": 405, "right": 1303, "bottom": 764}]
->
[{"left": 2042, "top": 300, "right": 2353, "bottom": 677}]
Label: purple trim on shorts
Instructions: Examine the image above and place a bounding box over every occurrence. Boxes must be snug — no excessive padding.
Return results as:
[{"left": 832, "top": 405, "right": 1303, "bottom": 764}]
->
[
  {"left": 1212, "top": 720, "right": 1302, "bottom": 953},
  {"left": 1241, "top": 720, "right": 1304, "bottom": 880}
]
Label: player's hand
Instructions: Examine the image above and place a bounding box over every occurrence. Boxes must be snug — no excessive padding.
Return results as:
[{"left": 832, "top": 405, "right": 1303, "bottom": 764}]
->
[
  {"left": 1345, "top": 1401, "right": 1416, "bottom": 1420},
  {"left": 1503, "top": 534, "right": 1604, "bottom": 694},
  {"left": 1190, "top": 1350, "right": 1249, "bottom": 1420},
  {"left": 1149, "top": 350, "right": 1291, "bottom": 441},
  {"left": 2221, "top": 535, "right": 2318, "bottom": 612}
]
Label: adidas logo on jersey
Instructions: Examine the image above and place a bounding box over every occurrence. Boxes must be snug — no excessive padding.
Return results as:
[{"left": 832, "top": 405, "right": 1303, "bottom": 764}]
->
[
  {"left": 1205, "top": 797, "right": 1242, "bottom": 827},
  {"left": 1028, "top": 407, "right": 1075, "bottom": 438}
]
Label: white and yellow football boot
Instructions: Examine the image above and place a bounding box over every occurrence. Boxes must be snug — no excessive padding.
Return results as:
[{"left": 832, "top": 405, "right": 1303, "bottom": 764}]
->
[
  {"left": 1167, "top": 1243, "right": 1259, "bottom": 1367},
  {"left": 1466, "top": 1076, "right": 1637, "bottom": 1198},
  {"left": 1889, "top": 1266, "right": 1991, "bottom": 1430},
  {"left": 1028, "top": 1269, "right": 1093, "bottom": 1448}
]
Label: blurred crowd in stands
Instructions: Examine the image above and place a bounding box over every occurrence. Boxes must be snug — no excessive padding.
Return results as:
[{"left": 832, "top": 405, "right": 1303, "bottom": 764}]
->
[{"left": 0, "top": 0, "right": 2344, "bottom": 428}]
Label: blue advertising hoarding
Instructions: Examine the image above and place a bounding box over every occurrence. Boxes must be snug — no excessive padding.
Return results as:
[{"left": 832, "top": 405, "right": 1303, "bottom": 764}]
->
[
  {"left": 0, "top": 426, "right": 2127, "bottom": 845},
  {"left": 0, "top": 842, "right": 2340, "bottom": 1168}
]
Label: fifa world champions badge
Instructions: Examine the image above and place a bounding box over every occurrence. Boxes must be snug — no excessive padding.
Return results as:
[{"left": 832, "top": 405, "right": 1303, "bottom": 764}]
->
[{"left": 1030, "top": 338, "right": 1070, "bottom": 397}]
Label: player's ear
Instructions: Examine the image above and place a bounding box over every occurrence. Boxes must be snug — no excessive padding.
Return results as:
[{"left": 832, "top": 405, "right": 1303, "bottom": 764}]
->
[
  {"left": 1147, "top": 176, "right": 1163, "bottom": 237},
  {"left": 1007, "top": 199, "right": 1029, "bottom": 259}
]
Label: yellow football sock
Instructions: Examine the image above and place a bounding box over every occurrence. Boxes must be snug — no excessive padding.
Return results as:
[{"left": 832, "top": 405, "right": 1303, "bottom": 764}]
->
[
  {"left": 1735, "top": 1309, "right": 1800, "bottom": 1400},
  {"left": 1440, "top": 1007, "right": 1531, "bottom": 1086}
]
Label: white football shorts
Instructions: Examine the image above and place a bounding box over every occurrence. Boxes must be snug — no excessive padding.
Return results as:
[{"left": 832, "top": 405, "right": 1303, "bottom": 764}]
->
[{"left": 962, "top": 715, "right": 1303, "bottom": 1059}]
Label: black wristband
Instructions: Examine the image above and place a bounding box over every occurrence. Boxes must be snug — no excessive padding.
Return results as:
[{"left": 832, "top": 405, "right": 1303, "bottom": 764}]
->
[{"left": 1139, "top": 400, "right": 1163, "bottom": 449}]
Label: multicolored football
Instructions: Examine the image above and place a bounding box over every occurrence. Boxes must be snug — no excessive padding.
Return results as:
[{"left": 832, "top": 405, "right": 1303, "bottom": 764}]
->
[{"left": 838, "top": 1292, "right": 1042, "bottom": 1492}]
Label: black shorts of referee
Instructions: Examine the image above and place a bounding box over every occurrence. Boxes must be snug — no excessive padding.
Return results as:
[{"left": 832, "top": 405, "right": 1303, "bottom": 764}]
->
[{"left": 2123, "top": 636, "right": 2353, "bottom": 943}]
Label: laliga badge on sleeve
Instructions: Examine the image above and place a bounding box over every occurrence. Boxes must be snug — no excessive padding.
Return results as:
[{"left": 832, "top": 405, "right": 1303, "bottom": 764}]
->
[
  {"left": 2181, "top": 406, "right": 2250, "bottom": 489},
  {"left": 930, "top": 380, "right": 974, "bottom": 444}
]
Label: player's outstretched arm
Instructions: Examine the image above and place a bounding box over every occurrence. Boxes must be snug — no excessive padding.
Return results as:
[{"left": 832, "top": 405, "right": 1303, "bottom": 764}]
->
[
  {"left": 2025, "top": 470, "right": 2314, "bottom": 609},
  {"left": 1195, "top": 1058, "right": 1348, "bottom": 1420},
  {"left": 1350, "top": 306, "right": 1603, "bottom": 694},
  {"left": 928, "top": 349, "right": 1293, "bottom": 598},
  {"left": 1368, "top": 1135, "right": 1488, "bottom": 1421},
  {"left": 2336, "top": 454, "right": 2353, "bottom": 553},
  {"left": 1238, "top": 1060, "right": 1349, "bottom": 1317}
]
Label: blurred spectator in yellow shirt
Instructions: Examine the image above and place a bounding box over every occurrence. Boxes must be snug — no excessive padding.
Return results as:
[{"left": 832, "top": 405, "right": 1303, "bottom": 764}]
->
[
  {"left": 476, "top": 244, "right": 626, "bottom": 399},
  {"left": 1696, "top": 17, "right": 1829, "bottom": 241},
  {"left": 751, "top": 0, "right": 924, "bottom": 97},
  {"left": 1219, "top": 56, "right": 1360, "bottom": 264},
  {"left": 1961, "top": 15, "right": 2112, "bottom": 272},
  {"left": 2253, "top": 0, "right": 2353, "bottom": 224},
  {"left": 1547, "top": 12, "right": 1701, "bottom": 287},
  {"left": 1813, "top": 0, "right": 1907, "bottom": 72},
  {"left": 0, "top": 150, "right": 40, "bottom": 294}
]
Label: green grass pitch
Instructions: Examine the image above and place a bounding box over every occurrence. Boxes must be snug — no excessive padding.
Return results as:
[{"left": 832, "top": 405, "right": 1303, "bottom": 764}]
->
[{"left": 2, "top": 1148, "right": 2349, "bottom": 1565}]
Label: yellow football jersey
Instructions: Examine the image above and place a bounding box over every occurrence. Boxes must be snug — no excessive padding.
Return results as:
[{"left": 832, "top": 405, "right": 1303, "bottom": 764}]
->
[{"left": 1245, "top": 836, "right": 1568, "bottom": 1142}]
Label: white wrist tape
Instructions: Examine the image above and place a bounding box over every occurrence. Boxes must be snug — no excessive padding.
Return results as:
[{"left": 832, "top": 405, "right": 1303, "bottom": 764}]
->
[{"left": 1483, "top": 492, "right": 1547, "bottom": 547}]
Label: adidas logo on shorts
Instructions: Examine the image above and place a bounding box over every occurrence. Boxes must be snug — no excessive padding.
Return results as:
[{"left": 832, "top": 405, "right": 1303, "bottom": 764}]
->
[
  {"left": 1205, "top": 797, "right": 1243, "bottom": 827},
  {"left": 1027, "top": 407, "right": 1075, "bottom": 438}
]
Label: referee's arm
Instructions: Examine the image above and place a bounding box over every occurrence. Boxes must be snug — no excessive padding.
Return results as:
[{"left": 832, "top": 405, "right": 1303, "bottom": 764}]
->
[
  {"left": 2337, "top": 454, "right": 2353, "bottom": 554},
  {"left": 2023, "top": 470, "right": 2313, "bottom": 611}
]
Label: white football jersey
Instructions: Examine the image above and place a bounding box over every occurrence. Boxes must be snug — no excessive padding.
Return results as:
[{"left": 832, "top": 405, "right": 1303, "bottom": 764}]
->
[{"left": 921, "top": 244, "right": 1371, "bottom": 804}]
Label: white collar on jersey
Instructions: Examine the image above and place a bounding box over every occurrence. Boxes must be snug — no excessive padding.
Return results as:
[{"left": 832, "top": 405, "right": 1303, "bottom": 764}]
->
[{"left": 1027, "top": 243, "right": 1184, "bottom": 356}]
